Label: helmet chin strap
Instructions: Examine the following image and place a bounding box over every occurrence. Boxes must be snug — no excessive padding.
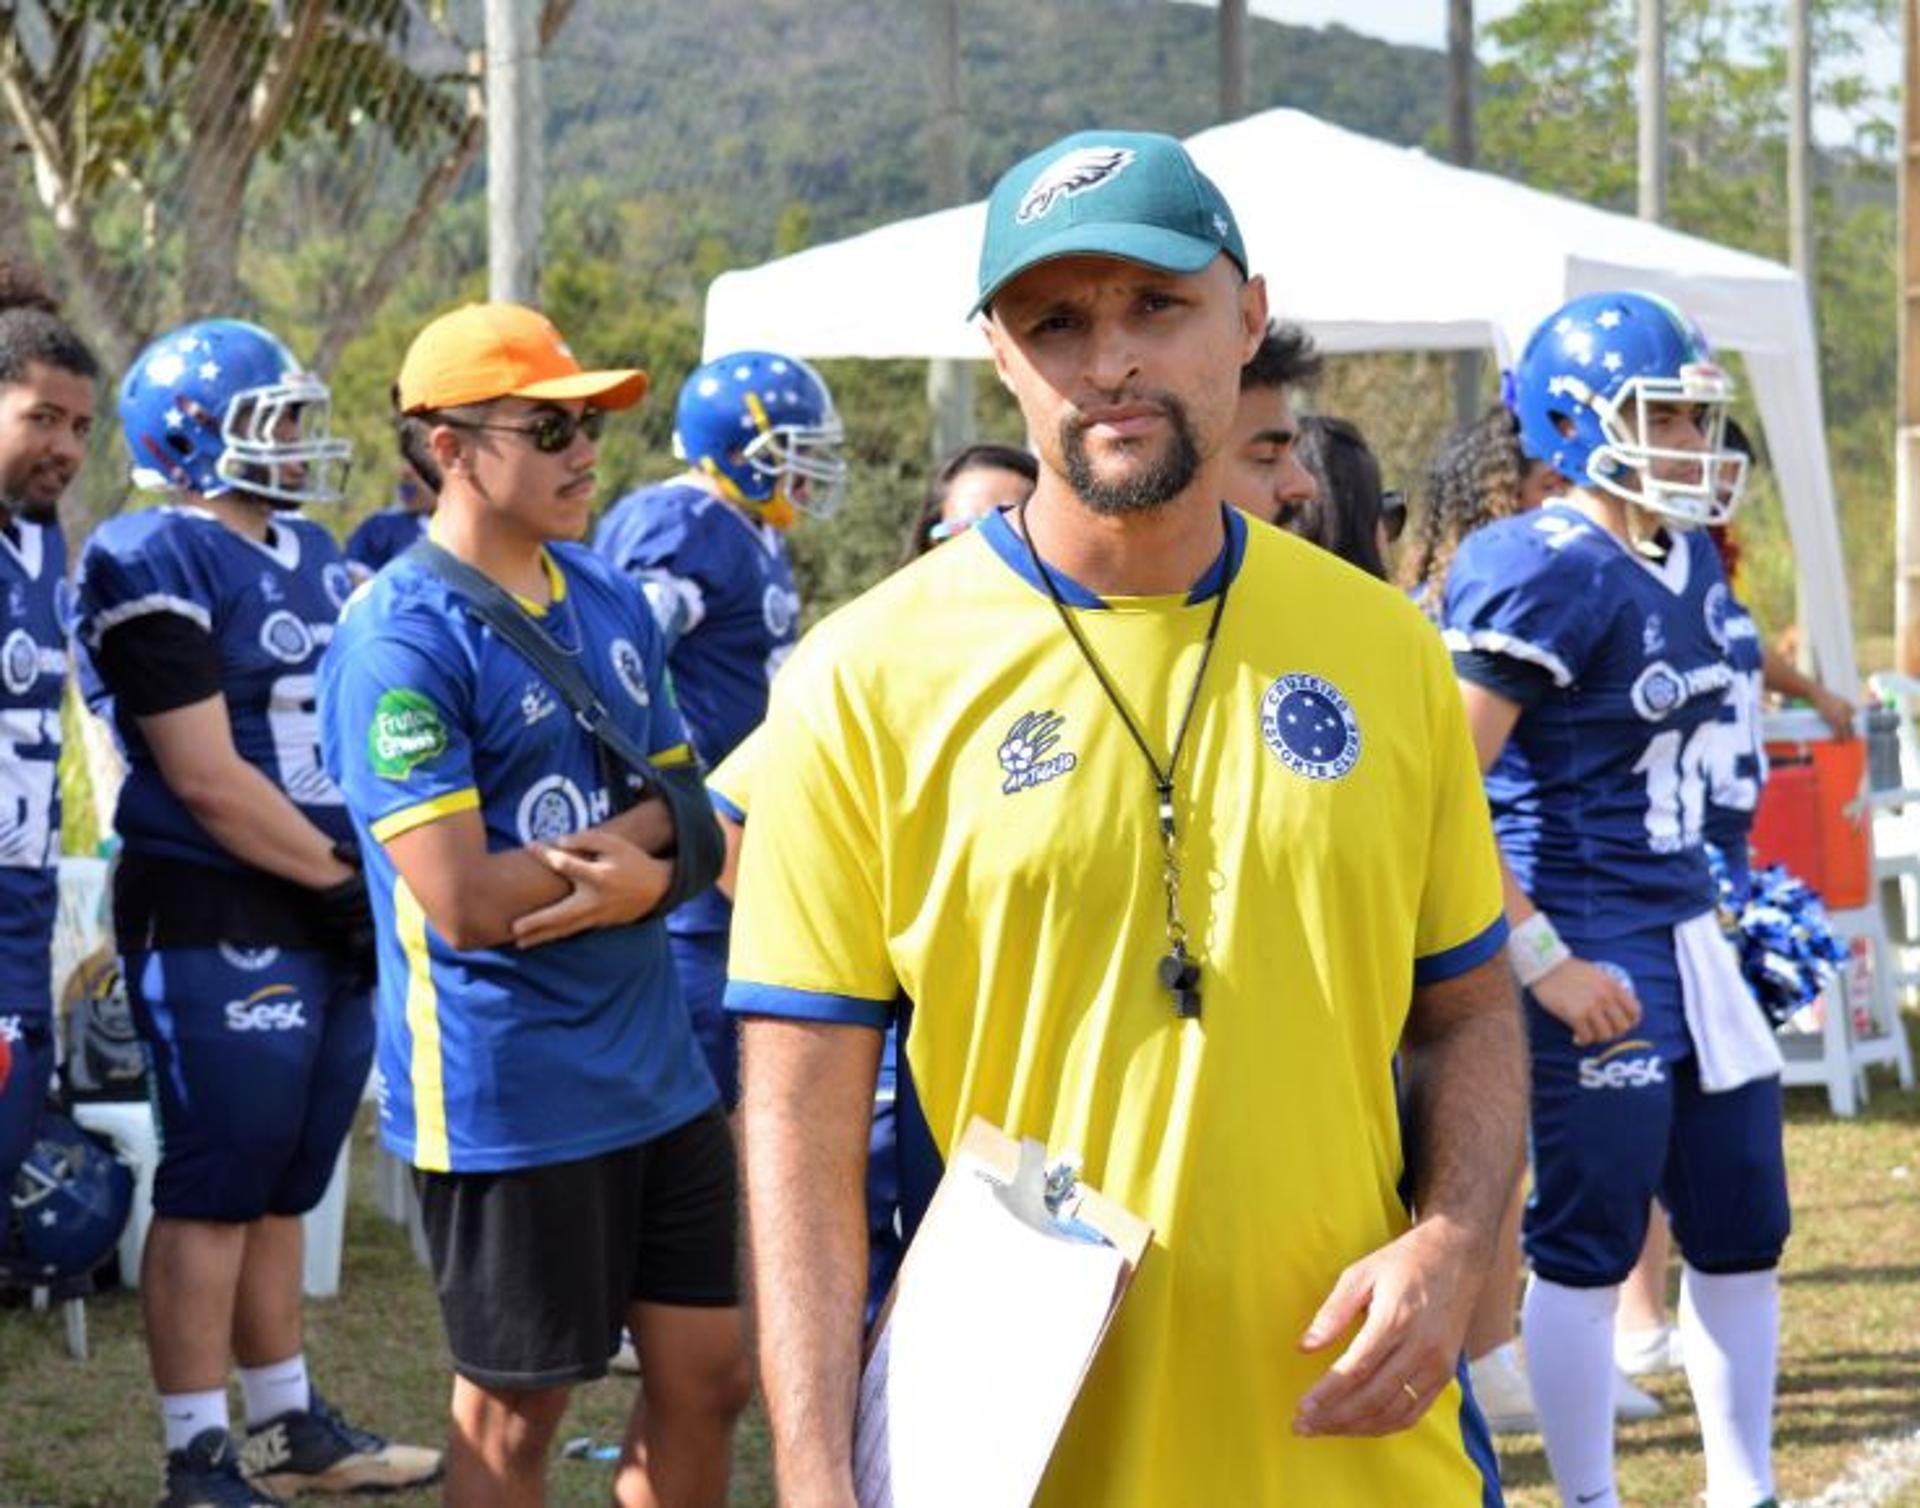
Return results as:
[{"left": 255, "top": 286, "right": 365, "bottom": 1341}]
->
[
  {"left": 699, "top": 457, "right": 796, "bottom": 529},
  {"left": 1567, "top": 481, "right": 1673, "bottom": 560}
]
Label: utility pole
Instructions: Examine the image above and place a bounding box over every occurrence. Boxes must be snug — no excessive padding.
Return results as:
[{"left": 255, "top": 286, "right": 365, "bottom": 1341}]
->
[
  {"left": 926, "top": 0, "right": 974, "bottom": 463},
  {"left": 1898, "top": 0, "right": 1920, "bottom": 674},
  {"left": 1220, "top": 0, "right": 1249, "bottom": 121},
  {"left": 1788, "top": 0, "right": 1820, "bottom": 672},
  {"left": 1448, "top": 0, "right": 1480, "bottom": 424},
  {"left": 486, "top": 0, "right": 542, "bottom": 303},
  {"left": 1787, "top": 0, "right": 1815, "bottom": 287},
  {"left": 1637, "top": 0, "right": 1666, "bottom": 222}
]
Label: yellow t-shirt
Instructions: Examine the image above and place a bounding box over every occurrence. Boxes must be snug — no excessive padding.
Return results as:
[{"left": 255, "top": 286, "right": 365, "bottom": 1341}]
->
[
  {"left": 727, "top": 508, "right": 1506, "bottom": 1506},
  {"left": 707, "top": 723, "right": 764, "bottom": 822}
]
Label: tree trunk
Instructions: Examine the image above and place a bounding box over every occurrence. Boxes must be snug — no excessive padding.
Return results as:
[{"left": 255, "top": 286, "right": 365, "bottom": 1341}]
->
[{"left": 177, "top": 6, "right": 257, "bottom": 320}]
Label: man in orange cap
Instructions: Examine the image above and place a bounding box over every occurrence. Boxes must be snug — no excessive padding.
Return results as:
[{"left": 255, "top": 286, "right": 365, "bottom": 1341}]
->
[{"left": 318, "top": 303, "right": 745, "bottom": 1506}]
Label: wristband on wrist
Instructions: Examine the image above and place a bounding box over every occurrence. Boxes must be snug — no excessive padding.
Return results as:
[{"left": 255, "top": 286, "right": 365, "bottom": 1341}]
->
[{"left": 1508, "top": 911, "right": 1571, "bottom": 989}]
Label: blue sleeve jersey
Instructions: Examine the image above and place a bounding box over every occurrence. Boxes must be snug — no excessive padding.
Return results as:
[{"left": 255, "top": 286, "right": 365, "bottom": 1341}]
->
[
  {"left": 74, "top": 508, "right": 357, "bottom": 867},
  {"left": 591, "top": 481, "right": 799, "bottom": 764},
  {"left": 1701, "top": 589, "right": 1767, "bottom": 854},
  {"left": 0, "top": 521, "right": 67, "bottom": 1016},
  {"left": 344, "top": 506, "right": 429, "bottom": 580},
  {"left": 1442, "top": 504, "right": 1732, "bottom": 936},
  {"left": 317, "top": 543, "right": 717, "bottom": 1173},
  {"left": 593, "top": 480, "right": 800, "bottom": 939}
]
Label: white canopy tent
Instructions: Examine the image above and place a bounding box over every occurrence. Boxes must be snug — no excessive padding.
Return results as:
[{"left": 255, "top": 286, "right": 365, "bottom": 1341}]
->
[{"left": 704, "top": 107, "right": 1857, "bottom": 686}]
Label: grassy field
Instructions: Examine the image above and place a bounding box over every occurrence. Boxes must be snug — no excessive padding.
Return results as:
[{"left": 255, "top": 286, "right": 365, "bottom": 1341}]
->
[{"left": 2, "top": 1027, "right": 1916, "bottom": 1507}]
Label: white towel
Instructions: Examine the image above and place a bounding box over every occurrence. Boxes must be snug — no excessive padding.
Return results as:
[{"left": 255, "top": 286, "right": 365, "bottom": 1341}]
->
[{"left": 1674, "top": 910, "right": 1785, "bottom": 1092}]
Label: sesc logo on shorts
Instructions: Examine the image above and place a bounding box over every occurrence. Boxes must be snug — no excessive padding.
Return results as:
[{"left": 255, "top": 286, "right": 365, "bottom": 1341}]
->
[
  {"left": 1578, "top": 1037, "right": 1667, "bottom": 1092},
  {"left": 1016, "top": 146, "right": 1136, "bottom": 224},
  {"left": 225, "top": 985, "right": 308, "bottom": 1034},
  {"left": 1260, "top": 673, "right": 1361, "bottom": 781},
  {"left": 369, "top": 689, "right": 448, "bottom": 780}
]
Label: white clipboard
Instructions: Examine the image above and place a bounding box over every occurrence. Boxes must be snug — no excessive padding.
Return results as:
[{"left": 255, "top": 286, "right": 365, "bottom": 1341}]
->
[{"left": 852, "top": 1117, "right": 1153, "bottom": 1508}]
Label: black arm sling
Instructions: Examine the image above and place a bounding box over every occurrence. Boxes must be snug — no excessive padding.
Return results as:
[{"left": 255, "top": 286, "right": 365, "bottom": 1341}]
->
[{"left": 400, "top": 539, "right": 722, "bottom": 912}]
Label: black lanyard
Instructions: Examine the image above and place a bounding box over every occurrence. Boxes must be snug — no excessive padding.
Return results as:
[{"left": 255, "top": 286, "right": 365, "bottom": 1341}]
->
[{"left": 1016, "top": 500, "right": 1233, "bottom": 1019}]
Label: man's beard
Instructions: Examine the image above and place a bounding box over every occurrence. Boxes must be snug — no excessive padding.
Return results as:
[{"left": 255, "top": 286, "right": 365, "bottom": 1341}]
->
[
  {"left": 18, "top": 498, "right": 58, "bottom": 525},
  {"left": 1060, "top": 395, "right": 1201, "bottom": 516}
]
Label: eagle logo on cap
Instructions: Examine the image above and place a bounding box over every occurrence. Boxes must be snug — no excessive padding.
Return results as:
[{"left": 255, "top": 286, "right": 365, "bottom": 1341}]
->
[{"left": 1016, "top": 146, "right": 1136, "bottom": 224}]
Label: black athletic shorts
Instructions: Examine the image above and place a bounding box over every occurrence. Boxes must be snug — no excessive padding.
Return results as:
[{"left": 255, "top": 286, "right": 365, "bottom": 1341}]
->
[{"left": 414, "top": 1106, "right": 738, "bottom": 1391}]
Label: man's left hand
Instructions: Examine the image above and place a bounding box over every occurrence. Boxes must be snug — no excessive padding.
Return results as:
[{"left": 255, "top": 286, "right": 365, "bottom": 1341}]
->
[
  {"left": 1292, "top": 1218, "right": 1481, "bottom": 1438},
  {"left": 511, "top": 829, "right": 672, "bottom": 947}
]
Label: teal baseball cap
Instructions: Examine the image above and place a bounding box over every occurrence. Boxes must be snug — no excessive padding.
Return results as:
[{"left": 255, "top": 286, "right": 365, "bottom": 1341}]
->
[{"left": 973, "top": 130, "right": 1248, "bottom": 318}]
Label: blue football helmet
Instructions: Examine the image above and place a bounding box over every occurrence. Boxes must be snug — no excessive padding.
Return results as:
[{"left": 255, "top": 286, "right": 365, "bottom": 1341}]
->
[
  {"left": 674, "top": 351, "right": 846, "bottom": 526},
  {"left": 1505, "top": 291, "right": 1745, "bottom": 527},
  {"left": 120, "top": 318, "right": 352, "bottom": 509},
  {"left": 5, "top": 1111, "right": 132, "bottom": 1283}
]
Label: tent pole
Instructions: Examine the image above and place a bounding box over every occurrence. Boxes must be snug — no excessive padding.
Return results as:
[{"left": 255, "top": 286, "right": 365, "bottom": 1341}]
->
[
  {"left": 1449, "top": 0, "right": 1481, "bottom": 425},
  {"left": 1788, "top": 0, "right": 1822, "bottom": 674},
  {"left": 926, "top": 0, "right": 975, "bottom": 466},
  {"left": 1220, "top": 0, "right": 1249, "bottom": 121},
  {"left": 485, "top": 0, "right": 543, "bottom": 303},
  {"left": 1637, "top": 0, "right": 1666, "bottom": 223}
]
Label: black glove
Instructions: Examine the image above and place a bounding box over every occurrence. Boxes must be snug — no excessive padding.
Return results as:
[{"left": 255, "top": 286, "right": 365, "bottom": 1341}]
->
[{"left": 313, "top": 864, "right": 377, "bottom": 993}]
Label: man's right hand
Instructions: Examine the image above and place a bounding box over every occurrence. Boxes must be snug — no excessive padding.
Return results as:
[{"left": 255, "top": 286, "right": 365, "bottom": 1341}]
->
[{"left": 1530, "top": 956, "right": 1640, "bottom": 1046}]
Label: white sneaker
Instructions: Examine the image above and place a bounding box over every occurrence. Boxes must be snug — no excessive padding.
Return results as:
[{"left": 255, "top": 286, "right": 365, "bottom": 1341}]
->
[
  {"left": 1614, "top": 1369, "right": 1663, "bottom": 1422},
  {"left": 1467, "top": 1344, "right": 1539, "bottom": 1434},
  {"left": 611, "top": 1334, "right": 640, "bottom": 1376},
  {"left": 1615, "top": 1322, "right": 1684, "bottom": 1377}
]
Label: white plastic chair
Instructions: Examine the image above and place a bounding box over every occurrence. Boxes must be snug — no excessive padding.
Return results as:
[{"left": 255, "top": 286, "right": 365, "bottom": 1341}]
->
[
  {"left": 1764, "top": 706, "right": 1918, "bottom": 1114},
  {"left": 72, "top": 1099, "right": 352, "bottom": 1298},
  {"left": 1867, "top": 672, "right": 1920, "bottom": 993}
]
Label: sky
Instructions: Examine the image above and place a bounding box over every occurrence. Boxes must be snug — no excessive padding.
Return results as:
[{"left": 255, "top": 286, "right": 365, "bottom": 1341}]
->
[
  {"left": 1172, "top": 0, "right": 1899, "bottom": 143},
  {"left": 1218, "top": 0, "right": 1527, "bottom": 46}
]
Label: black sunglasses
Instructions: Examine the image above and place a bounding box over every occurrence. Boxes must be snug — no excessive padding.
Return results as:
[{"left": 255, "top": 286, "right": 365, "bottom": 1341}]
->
[{"left": 443, "top": 408, "right": 607, "bottom": 455}]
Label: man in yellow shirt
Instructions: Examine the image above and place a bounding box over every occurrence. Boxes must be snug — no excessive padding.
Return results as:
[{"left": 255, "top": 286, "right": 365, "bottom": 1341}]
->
[{"left": 727, "top": 129, "right": 1526, "bottom": 1506}]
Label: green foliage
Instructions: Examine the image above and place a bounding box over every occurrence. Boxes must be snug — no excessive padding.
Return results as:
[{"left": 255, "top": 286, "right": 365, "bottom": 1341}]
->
[
  {"left": 279, "top": 0, "right": 1462, "bottom": 609},
  {"left": 1478, "top": 0, "right": 1898, "bottom": 651},
  {"left": 40, "top": 0, "right": 1899, "bottom": 657}
]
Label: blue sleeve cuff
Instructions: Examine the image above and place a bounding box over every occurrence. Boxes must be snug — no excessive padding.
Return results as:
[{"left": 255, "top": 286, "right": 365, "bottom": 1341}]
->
[
  {"left": 725, "top": 981, "right": 893, "bottom": 1030},
  {"left": 1413, "top": 914, "right": 1510, "bottom": 986},
  {"left": 709, "top": 789, "right": 746, "bottom": 824}
]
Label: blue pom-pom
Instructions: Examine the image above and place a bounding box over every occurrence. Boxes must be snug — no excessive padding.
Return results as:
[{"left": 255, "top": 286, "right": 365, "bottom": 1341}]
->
[{"left": 1707, "top": 845, "right": 1849, "bottom": 1029}]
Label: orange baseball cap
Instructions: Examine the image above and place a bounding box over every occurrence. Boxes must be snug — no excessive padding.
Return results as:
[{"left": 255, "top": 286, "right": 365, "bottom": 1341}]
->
[{"left": 395, "top": 302, "right": 648, "bottom": 414}]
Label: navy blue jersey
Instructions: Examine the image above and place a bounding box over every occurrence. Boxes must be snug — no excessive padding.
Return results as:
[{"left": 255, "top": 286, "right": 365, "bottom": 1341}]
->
[
  {"left": 344, "top": 506, "right": 429, "bottom": 580},
  {"left": 75, "top": 507, "right": 357, "bottom": 868},
  {"left": 0, "top": 521, "right": 67, "bottom": 1015},
  {"left": 1443, "top": 505, "right": 1732, "bottom": 934},
  {"left": 593, "top": 479, "right": 799, "bottom": 937},
  {"left": 319, "top": 543, "right": 715, "bottom": 1173},
  {"left": 1702, "top": 590, "right": 1767, "bottom": 852}
]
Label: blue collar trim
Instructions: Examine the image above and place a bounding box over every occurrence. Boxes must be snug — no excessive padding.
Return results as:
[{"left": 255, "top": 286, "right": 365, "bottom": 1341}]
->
[{"left": 977, "top": 503, "right": 1246, "bottom": 610}]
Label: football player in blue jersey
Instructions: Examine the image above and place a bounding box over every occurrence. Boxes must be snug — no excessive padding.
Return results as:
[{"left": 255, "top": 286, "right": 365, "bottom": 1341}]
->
[
  {"left": 75, "top": 318, "right": 440, "bottom": 1507},
  {"left": 321, "top": 303, "right": 742, "bottom": 1507},
  {"left": 342, "top": 467, "right": 433, "bottom": 583},
  {"left": 0, "top": 266, "right": 97, "bottom": 1201},
  {"left": 592, "top": 350, "right": 845, "bottom": 1109},
  {"left": 1443, "top": 291, "right": 1793, "bottom": 1508}
]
